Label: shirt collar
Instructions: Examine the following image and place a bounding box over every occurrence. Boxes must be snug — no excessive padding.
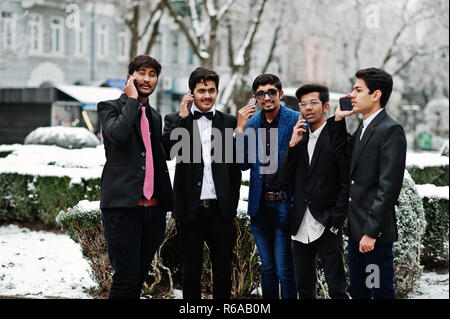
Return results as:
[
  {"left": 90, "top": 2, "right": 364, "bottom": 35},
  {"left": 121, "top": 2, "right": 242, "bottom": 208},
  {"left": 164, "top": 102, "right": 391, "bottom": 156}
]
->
[
  {"left": 191, "top": 104, "right": 216, "bottom": 117},
  {"left": 260, "top": 107, "right": 281, "bottom": 126},
  {"left": 309, "top": 120, "right": 327, "bottom": 138},
  {"left": 363, "top": 108, "right": 383, "bottom": 128}
]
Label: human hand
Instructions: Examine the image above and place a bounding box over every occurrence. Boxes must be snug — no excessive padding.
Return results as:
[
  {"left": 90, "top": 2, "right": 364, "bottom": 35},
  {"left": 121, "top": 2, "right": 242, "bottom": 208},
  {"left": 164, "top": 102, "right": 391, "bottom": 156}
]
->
[
  {"left": 236, "top": 104, "right": 257, "bottom": 133},
  {"left": 124, "top": 75, "right": 138, "bottom": 99},
  {"left": 289, "top": 115, "right": 308, "bottom": 147},
  {"left": 180, "top": 93, "right": 194, "bottom": 119},
  {"left": 359, "top": 235, "right": 376, "bottom": 253}
]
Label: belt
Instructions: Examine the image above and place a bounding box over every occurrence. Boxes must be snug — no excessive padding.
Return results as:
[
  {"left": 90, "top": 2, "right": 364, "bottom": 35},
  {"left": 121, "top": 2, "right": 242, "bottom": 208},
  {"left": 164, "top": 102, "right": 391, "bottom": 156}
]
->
[
  {"left": 137, "top": 197, "right": 158, "bottom": 207},
  {"left": 263, "top": 191, "right": 288, "bottom": 201},
  {"left": 199, "top": 199, "right": 217, "bottom": 209}
]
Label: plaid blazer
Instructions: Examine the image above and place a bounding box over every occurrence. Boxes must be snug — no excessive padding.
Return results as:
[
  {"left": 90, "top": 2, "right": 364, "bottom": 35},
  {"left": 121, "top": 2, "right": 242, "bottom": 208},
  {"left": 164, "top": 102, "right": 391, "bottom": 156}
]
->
[{"left": 238, "top": 105, "right": 299, "bottom": 216}]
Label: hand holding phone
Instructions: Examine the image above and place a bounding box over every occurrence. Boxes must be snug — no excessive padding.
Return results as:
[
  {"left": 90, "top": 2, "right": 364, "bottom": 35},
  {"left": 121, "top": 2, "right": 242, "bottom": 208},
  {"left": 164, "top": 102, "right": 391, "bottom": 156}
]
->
[
  {"left": 236, "top": 98, "right": 257, "bottom": 133},
  {"left": 180, "top": 92, "right": 194, "bottom": 119},
  {"left": 124, "top": 75, "right": 139, "bottom": 99}
]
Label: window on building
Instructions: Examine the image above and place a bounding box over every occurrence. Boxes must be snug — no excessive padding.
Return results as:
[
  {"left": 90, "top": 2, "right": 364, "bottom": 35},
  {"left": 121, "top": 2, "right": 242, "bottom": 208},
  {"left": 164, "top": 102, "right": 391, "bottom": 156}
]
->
[
  {"left": 50, "top": 17, "right": 64, "bottom": 55},
  {"left": 97, "top": 24, "right": 107, "bottom": 58},
  {"left": 28, "top": 13, "right": 43, "bottom": 54},
  {"left": 1, "top": 11, "right": 16, "bottom": 50},
  {"left": 75, "top": 22, "right": 87, "bottom": 56},
  {"left": 117, "top": 29, "right": 127, "bottom": 60}
]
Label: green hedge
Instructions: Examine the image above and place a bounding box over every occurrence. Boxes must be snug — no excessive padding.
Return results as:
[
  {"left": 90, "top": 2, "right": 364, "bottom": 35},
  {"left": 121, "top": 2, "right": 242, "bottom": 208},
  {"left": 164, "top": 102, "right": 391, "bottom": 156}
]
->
[
  {"left": 407, "top": 165, "right": 449, "bottom": 186},
  {"left": 0, "top": 173, "right": 100, "bottom": 228},
  {"left": 421, "top": 196, "right": 449, "bottom": 269}
]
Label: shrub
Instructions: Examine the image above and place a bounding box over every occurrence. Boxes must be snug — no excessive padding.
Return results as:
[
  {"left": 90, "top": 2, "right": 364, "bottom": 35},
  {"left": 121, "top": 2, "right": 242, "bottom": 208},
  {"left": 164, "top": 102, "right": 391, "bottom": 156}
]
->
[
  {"left": 56, "top": 200, "right": 111, "bottom": 296},
  {"left": 440, "top": 139, "right": 449, "bottom": 157},
  {"left": 24, "top": 126, "right": 100, "bottom": 149},
  {"left": 417, "top": 187, "right": 449, "bottom": 269},
  {"left": 407, "top": 165, "right": 449, "bottom": 187},
  {"left": 0, "top": 172, "right": 100, "bottom": 227},
  {"left": 393, "top": 171, "right": 427, "bottom": 297}
]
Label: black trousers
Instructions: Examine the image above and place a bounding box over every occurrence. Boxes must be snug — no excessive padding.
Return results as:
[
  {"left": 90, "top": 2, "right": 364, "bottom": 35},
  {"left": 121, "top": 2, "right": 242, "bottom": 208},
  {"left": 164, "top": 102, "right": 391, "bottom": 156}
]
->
[
  {"left": 291, "top": 228, "right": 349, "bottom": 299},
  {"left": 101, "top": 205, "right": 166, "bottom": 299},
  {"left": 177, "top": 205, "right": 236, "bottom": 299}
]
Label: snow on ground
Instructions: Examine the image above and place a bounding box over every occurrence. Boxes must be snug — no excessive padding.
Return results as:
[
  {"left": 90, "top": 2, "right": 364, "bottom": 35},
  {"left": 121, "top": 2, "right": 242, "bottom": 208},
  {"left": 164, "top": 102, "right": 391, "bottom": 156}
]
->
[
  {"left": 406, "top": 151, "right": 449, "bottom": 169},
  {"left": 0, "top": 224, "right": 448, "bottom": 299},
  {"left": 408, "top": 272, "right": 449, "bottom": 299},
  {"left": 0, "top": 225, "right": 96, "bottom": 299}
]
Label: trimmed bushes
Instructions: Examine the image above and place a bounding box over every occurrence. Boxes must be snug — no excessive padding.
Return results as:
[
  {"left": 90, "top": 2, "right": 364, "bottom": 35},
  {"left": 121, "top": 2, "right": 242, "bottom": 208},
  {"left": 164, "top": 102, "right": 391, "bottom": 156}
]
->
[
  {"left": 0, "top": 173, "right": 100, "bottom": 228},
  {"left": 407, "top": 165, "right": 449, "bottom": 187},
  {"left": 421, "top": 195, "right": 449, "bottom": 269}
]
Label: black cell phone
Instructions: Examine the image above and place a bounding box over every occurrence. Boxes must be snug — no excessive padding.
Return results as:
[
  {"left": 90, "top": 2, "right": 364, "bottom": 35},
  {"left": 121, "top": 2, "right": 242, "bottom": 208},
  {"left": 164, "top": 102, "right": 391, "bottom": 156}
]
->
[
  {"left": 133, "top": 79, "right": 138, "bottom": 89},
  {"left": 187, "top": 90, "right": 193, "bottom": 109},
  {"left": 339, "top": 96, "right": 353, "bottom": 111}
]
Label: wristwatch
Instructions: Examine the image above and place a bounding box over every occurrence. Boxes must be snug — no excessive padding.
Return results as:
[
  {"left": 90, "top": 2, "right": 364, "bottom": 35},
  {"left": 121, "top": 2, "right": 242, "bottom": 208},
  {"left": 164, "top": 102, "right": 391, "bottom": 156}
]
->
[{"left": 330, "top": 226, "right": 339, "bottom": 235}]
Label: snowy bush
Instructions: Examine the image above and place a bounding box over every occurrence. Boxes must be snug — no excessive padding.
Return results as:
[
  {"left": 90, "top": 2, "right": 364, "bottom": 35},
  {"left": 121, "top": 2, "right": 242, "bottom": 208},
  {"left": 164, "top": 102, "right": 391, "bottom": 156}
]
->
[
  {"left": 24, "top": 126, "right": 100, "bottom": 149},
  {"left": 416, "top": 185, "right": 449, "bottom": 269},
  {"left": 407, "top": 165, "right": 449, "bottom": 187},
  {"left": 0, "top": 173, "right": 100, "bottom": 227},
  {"left": 393, "top": 171, "right": 427, "bottom": 297},
  {"left": 56, "top": 200, "right": 111, "bottom": 296}
]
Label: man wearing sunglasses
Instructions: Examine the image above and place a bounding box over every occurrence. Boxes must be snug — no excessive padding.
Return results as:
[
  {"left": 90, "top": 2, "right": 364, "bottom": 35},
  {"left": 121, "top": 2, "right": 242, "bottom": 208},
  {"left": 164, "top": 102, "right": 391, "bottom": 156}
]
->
[{"left": 236, "top": 74, "right": 299, "bottom": 299}]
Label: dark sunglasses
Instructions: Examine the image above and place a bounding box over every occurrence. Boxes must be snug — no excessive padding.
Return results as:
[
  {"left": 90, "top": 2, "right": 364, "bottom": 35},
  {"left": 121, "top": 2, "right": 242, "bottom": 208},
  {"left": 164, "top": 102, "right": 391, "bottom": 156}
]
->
[{"left": 255, "top": 89, "right": 279, "bottom": 100}]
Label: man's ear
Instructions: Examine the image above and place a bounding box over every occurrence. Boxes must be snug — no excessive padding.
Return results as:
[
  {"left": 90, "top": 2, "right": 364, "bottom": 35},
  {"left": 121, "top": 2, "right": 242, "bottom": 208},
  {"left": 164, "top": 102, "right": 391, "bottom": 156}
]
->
[
  {"left": 323, "top": 102, "right": 330, "bottom": 113},
  {"left": 126, "top": 74, "right": 130, "bottom": 80},
  {"left": 373, "top": 90, "right": 382, "bottom": 103}
]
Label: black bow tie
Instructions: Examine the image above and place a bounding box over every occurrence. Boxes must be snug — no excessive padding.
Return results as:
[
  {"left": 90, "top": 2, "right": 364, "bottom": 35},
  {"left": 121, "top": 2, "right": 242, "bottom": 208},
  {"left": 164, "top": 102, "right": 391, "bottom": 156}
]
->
[{"left": 193, "top": 111, "right": 214, "bottom": 121}]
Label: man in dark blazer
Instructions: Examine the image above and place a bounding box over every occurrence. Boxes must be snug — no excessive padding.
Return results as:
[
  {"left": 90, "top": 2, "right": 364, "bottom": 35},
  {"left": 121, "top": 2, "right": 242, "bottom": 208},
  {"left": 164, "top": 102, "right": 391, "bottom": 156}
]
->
[
  {"left": 279, "top": 84, "right": 349, "bottom": 299},
  {"left": 161, "top": 67, "right": 241, "bottom": 299},
  {"left": 335, "top": 68, "right": 407, "bottom": 299},
  {"left": 97, "top": 55, "right": 173, "bottom": 299}
]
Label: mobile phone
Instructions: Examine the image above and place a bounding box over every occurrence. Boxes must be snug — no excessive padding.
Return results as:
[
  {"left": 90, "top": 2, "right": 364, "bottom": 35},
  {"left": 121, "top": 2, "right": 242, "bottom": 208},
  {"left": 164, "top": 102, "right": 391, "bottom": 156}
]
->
[
  {"left": 133, "top": 79, "right": 138, "bottom": 89},
  {"left": 302, "top": 115, "right": 309, "bottom": 129},
  {"left": 187, "top": 90, "right": 193, "bottom": 109},
  {"left": 248, "top": 97, "right": 259, "bottom": 111},
  {"left": 339, "top": 96, "right": 353, "bottom": 111}
]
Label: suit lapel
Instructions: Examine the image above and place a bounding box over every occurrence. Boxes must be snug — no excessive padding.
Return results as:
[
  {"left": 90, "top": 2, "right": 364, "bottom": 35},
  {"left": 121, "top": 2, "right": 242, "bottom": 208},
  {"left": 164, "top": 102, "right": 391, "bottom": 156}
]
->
[
  {"left": 351, "top": 109, "right": 387, "bottom": 174},
  {"left": 307, "top": 126, "right": 327, "bottom": 178}
]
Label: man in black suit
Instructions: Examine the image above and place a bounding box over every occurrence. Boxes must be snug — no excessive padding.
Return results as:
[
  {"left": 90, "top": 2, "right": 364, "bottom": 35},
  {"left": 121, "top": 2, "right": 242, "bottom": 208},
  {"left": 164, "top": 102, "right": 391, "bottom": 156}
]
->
[
  {"left": 162, "top": 67, "right": 241, "bottom": 299},
  {"left": 335, "top": 68, "right": 407, "bottom": 299},
  {"left": 279, "top": 84, "right": 349, "bottom": 299},
  {"left": 97, "top": 55, "right": 173, "bottom": 299}
]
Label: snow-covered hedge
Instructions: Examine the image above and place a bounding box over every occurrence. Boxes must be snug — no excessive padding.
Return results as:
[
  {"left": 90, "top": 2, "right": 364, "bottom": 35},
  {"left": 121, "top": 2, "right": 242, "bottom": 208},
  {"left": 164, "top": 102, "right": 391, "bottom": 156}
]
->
[
  {"left": 393, "top": 171, "right": 427, "bottom": 296},
  {"left": 24, "top": 126, "right": 100, "bottom": 149},
  {"left": 406, "top": 152, "right": 449, "bottom": 186},
  {"left": 416, "top": 184, "right": 449, "bottom": 269}
]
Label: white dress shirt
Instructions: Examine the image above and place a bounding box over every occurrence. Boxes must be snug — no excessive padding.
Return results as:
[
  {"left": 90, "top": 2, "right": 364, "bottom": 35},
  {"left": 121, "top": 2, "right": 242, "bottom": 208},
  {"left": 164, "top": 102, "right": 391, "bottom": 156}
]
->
[
  {"left": 292, "top": 121, "right": 327, "bottom": 244},
  {"left": 360, "top": 108, "right": 383, "bottom": 140},
  {"left": 191, "top": 104, "right": 217, "bottom": 200}
]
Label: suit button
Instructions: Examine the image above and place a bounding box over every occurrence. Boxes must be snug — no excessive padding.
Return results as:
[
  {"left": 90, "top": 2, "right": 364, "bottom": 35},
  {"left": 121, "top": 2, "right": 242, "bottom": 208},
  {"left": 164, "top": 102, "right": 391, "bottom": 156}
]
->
[
  {"left": 197, "top": 182, "right": 202, "bottom": 187},
  {"left": 349, "top": 197, "right": 352, "bottom": 202},
  {"left": 141, "top": 152, "right": 146, "bottom": 157},
  {"left": 142, "top": 166, "right": 146, "bottom": 170},
  {"left": 351, "top": 180, "right": 355, "bottom": 185}
]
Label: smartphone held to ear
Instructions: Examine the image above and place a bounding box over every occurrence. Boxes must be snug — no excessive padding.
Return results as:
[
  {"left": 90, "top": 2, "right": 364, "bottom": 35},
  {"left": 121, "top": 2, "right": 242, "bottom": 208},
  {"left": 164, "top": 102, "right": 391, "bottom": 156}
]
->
[
  {"left": 339, "top": 96, "right": 353, "bottom": 111},
  {"left": 302, "top": 116, "right": 310, "bottom": 129}
]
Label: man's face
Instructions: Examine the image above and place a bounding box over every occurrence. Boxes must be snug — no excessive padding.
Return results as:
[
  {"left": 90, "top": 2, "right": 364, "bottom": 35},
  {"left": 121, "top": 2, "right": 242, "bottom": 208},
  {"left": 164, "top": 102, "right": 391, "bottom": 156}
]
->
[
  {"left": 130, "top": 66, "right": 158, "bottom": 97},
  {"left": 254, "top": 84, "right": 283, "bottom": 113},
  {"left": 193, "top": 80, "right": 218, "bottom": 112},
  {"left": 299, "top": 92, "right": 328, "bottom": 126},
  {"left": 350, "top": 78, "right": 378, "bottom": 116}
]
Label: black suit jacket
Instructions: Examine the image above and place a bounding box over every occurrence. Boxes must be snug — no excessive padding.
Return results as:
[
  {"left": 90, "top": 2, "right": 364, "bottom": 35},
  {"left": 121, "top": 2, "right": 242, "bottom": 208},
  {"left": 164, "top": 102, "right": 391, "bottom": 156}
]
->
[
  {"left": 347, "top": 109, "right": 407, "bottom": 243},
  {"left": 279, "top": 117, "right": 350, "bottom": 236},
  {"left": 97, "top": 93, "right": 173, "bottom": 212},
  {"left": 161, "top": 111, "right": 241, "bottom": 224}
]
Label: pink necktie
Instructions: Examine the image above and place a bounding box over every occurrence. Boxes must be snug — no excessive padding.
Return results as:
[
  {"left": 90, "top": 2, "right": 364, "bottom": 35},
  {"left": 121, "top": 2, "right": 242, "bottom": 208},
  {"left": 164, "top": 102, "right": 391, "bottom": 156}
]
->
[{"left": 140, "top": 106, "right": 154, "bottom": 200}]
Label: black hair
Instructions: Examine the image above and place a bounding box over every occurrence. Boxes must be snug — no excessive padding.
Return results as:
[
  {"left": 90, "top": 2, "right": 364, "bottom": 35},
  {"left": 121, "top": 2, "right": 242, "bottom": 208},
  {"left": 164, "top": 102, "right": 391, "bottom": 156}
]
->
[
  {"left": 355, "top": 68, "right": 393, "bottom": 108},
  {"left": 128, "top": 55, "right": 162, "bottom": 76},
  {"left": 188, "top": 67, "right": 220, "bottom": 92},
  {"left": 295, "top": 83, "right": 330, "bottom": 104},
  {"left": 252, "top": 74, "right": 282, "bottom": 93}
]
